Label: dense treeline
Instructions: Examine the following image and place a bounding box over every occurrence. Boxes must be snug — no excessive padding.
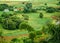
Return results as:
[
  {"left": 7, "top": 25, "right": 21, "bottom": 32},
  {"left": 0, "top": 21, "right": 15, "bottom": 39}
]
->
[{"left": 0, "top": 4, "right": 13, "bottom": 11}]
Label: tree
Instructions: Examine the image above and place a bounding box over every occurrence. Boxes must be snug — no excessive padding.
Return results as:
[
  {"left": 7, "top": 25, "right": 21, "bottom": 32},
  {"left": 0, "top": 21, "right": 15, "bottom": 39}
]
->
[
  {"left": 39, "top": 13, "right": 43, "bottom": 18},
  {"left": 11, "top": 38, "right": 20, "bottom": 43},
  {"left": 0, "top": 4, "right": 8, "bottom": 11},
  {"left": 1, "top": 14, "right": 22, "bottom": 30},
  {"left": 31, "top": 9, "right": 37, "bottom": 13},
  {"left": 44, "top": 3, "right": 47, "bottom": 6},
  {"left": 46, "top": 7, "right": 55, "bottom": 13},
  {"left": 1, "top": 12, "right": 13, "bottom": 18},
  {"left": 57, "top": 1, "right": 60, "bottom": 5},
  {"left": 46, "top": 23, "right": 60, "bottom": 43},
  {"left": 23, "top": 2, "right": 32, "bottom": 13},
  {"left": 39, "top": 40, "right": 48, "bottom": 43},
  {"left": 23, "top": 38, "right": 33, "bottom": 43},
  {"left": 19, "top": 22, "right": 34, "bottom": 32},
  {"left": 29, "top": 32, "right": 36, "bottom": 40},
  {"left": 2, "top": 19, "right": 17, "bottom": 30},
  {"left": 11, "top": 16, "right": 22, "bottom": 29},
  {"left": 8, "top": 6, "right": 13, "bottom": 11},
  {"left": 36, "top": 31, "right": 42, "bottom": 35},
  {"left": 22, "top": 14, "right": 29, "bottom": 20}
]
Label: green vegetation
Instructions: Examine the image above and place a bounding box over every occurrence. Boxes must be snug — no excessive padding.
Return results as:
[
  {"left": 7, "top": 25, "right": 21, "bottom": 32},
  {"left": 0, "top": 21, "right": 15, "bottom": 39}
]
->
[{"left": 0, "top": 1, "right": 60, "bottom": 43}]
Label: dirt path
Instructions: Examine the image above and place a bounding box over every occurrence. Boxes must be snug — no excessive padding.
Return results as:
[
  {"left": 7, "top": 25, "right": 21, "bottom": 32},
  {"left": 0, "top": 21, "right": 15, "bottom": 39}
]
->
[{"left": 0, "top": 34, "right": 29, "bottom": 41}]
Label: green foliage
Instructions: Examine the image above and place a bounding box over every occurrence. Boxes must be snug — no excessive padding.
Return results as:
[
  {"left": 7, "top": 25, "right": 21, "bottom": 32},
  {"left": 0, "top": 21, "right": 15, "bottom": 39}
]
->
[
  {"left": 2, "top": 19, "right": 17, "bottom": 30},
  {"left": 23, "top": 15, "right": 29, "bottom": 20},
  {"left": 1, "top": 12, "right": 13, "bottom": 18},
  {"left": 0, "top": 32, "right": 3, "bottom": 36},
  {"left": 36, "top": 31, "right": 42, "bottom": 35},
  {"left": 44, "top": 3, "right": 47, "bottom": 6},
  {"left": 39, "top": 40, "right": 48, "bottom": 43},
  {"left": 23, "top": 38, "right": 33, "bottom": 43},
  {"left": 39, "top": 13, "right": 43, "bottom": 18},
  {"left": 46, "top": 7, "right": 56, "bottom": 13},
  {"left": 11, "top": 38, "right": 20, "bottom": 43},
  {"left": 11, "top": 16, "right": 22, "bottom": 29},
  {"left": 0, "top": 4, "right": 8, "bottom": 11},
  {"left": 23, "top": 2, "right": 32, "bottom": 13},
  {"left": 19, "top": 22, "right": 28, "bottom": 29},
  {"left": 57, "top": 1, "right": 60, "bottom": 5},
  {"left": 46, "top": 23, "right": 60, "bottom": 43},
  {"left": 19, "top": 22, "right": 34, "bottom": 32},
  {"left": 54, "top": 7, "right": 60, "bottom": 12},
  {"left": 0, "top": 4, "right": 14, "bottom": 11},
  {"left": 8, "top": 6, "right": 14, "bottom": 11},
  {"left": 29, "top": 32, "right": 36, "bottom": 40},
  {"left": 31, "top": 9, "right": 37, "bottom": 13},
  {"left": 1, "top": 15, "right": 22, "bottom": 30}
]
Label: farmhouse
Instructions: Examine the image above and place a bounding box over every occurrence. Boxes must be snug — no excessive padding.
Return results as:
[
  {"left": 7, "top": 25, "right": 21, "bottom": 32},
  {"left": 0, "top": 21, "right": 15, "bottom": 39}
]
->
[{"left": 4, "top": 9, "right": 9, "bottom": 12}]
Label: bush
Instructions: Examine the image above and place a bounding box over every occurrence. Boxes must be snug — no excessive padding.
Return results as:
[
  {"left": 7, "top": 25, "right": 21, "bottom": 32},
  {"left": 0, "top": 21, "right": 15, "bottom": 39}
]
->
[
  {"left": 23, "top": 15, "right": 29, "bottom": 20},
  {"left": 23, "top": 2, "right": 32, "bottom": 13},
  {"left": 29, "top": 32, "right": 36, "bottom": 40},
  {"left": 57, "top": 1, "right": 60, "bottom": 5},
  {"left": 2, "top": 19, "right": 17, "bottom": 30},
  {"left": 39, "top": 13, "right": 43, "bottom": 18},
  {"left": 0, "top": 4, "right": 8, "bottom": 11},
  {"left": 8, "top": 6, "right": 13, "bottom": 11},
  {"left": 1, "top": 12, "right": 13, "bottom": 18},
  {"left": 0, "top": 17, "right": 4, "bottom": 23},
  {"left": 56, "top": 7, "right": 60, "bottom": 12},
  {"left": 19, "top": 22, "right": 27, "bottom": 29},
  {"left": 36, "top": 31, "right": 42, "bottom": 35},
  {"left": 11, "top": 16, "right": 22, "bottom": 29},
  {"left": 46, "top": 7, "right": 56, "bottom": 13},
  {"left": 11, "top": 38, "right": 20, "bottom": 43},
  {"left": 31, "top": 9, "right": 37, "bottom": 13},
  {"left": 19, "top": 22, "right": 34, "bottom": 32},
  {"left": 2, "top": 16, "right": 22, "bottom": 30},
  {"left": 23, "top": 38, "right": 33, "bottom": 43},
  {"left": 46, "top": 24, "right": 60, "bottom": 43}
]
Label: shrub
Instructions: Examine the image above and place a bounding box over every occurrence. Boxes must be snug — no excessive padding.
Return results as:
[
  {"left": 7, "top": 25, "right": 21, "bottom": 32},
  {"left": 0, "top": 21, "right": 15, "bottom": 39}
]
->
[
  {"left": 23, "top": 38, "right": 33, "bottom": 43},
  {"left": 43, "top": 23, "right": 60, "bottom": 43},
  {"left": 2, "top": 16, "right": 22, "bottom": 30},
  {"left": 1, "top": 12, "right": 13, "bottom": 18},
  {"left": 0, "top": 4, "right": 8, "bottom": 11},
  {"left": 39, "top": 13, "right": 43, "bottom": 18},
  {"left": 36, "top": 31, "right": 42, "bottom": 35},
  {"left": 23, "top": 2, "right": 32, "bottom": 13},
  {"left": 31, "top": 9, "right": 37, "bottom": 13},
  {"left": 29, "top": 32, "right": 36, "bottom": 40},
  {"left": 46, "top": 7, "right": 56, "bottom": 13},
  {"left": 0, "top": 17, "right": 3, "bottom": 23},
  {"left": 11, "top": 16, "right": 22, "bottom": 29},
  {"left": 19, "top": 22, "right": 34, "bottom": 32},
  {"left": 8, "top": 6, "right": 13, "bottom": 11},
  {"left": 11, "top": 38, "right": 20, "bottom": 43},
  {"left": 57, "top": 1, "right": 60, "bottom": 5},
  {"left": 23, "top": 15, "right": 29, "bottom": 20},
  {"left": 2, "top": 19, "right": 17, "bottom": 30},
  {"left": 56, "top": 7, "right": 60, "bottom": 12}
]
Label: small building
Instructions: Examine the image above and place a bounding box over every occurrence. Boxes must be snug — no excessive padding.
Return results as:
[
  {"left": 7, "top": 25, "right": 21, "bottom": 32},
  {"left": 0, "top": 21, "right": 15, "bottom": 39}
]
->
[
  {"left": 55, "top": 21, "right": 60, "bottom": 25},
  {"left": 13, "top": 9, "right": 18, "bottom": 12},
  {"left": 4, "top": 9, "right": 10, "bottom": 12}
]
